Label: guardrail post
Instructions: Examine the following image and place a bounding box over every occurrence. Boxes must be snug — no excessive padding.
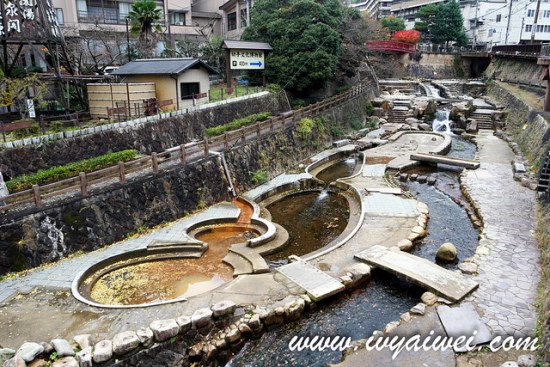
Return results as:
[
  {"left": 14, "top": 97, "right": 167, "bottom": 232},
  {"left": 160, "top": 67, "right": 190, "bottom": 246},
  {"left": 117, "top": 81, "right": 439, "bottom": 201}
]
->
[
  {"left": 179, "top": 144, "right": 187, "bottom": 164},
  {"left": 241, "top": 130, "right": 246, "bottom": 143},
  {"left": 270, "top": 118, "right": 274, "bottom": 131},
  {"left": 256, "top": 122, "right": 261, "bottom": 139},
  {"left": 204, "top": 136, "right": 209, "bottom": 157},
  {"left": 32, "top": 185, "right": 43, "bottom": 208},
  {"left": 79, "top": 172, "right": 88, "bottom": 197},
  {"left": 118, "top": 161, "right": 126, "bottom": 184},
  {"left": 224, "top": 132, "right": 229, "bottom": 150},
  {"left": 151, "top": 152, "right": 159, "bottom": 174}
]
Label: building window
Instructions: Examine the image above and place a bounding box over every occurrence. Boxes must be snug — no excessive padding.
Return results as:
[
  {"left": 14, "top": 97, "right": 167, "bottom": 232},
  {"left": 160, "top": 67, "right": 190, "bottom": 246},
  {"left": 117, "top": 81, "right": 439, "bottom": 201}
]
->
[
  {"left": 527, "top": 9, "right": 535, "bottom": 17},
  {"left": 227, "top": 12, "right": 237, "bottom": 31},
  {"left": 525, "top": 24, "right": 533, "bottom": 32},
  {"left": 170, "top": 12, "right": 185, "bottom": 25},
  {"left": 180, "top": 82, "right": 200, "bottom": 100},
  {"left": 544, "top": 25, "right": 550, "bottom": 32},
  {"left": 537, "top": 24, "right": 544, "bottom": 32},
  {"left": 55, "top": 8, "right": 64, "bottom": 25},
  {"left": 496, "top": 14, "right": 501, "bottom": 22},
  {"left": 544, "top": 10, "right": 550, "bottom": 17}
]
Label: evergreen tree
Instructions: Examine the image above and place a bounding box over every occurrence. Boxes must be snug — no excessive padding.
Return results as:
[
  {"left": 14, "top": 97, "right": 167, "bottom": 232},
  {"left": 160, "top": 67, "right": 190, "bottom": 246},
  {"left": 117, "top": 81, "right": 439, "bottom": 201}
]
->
[
  {"left": 430, "top": 0, "right": 468, "bottom": 47},
  {"left": 414, "top": 4, "right": 438, "bottom": 41},
  {"left": 380, "top": 16, "right": 405, "bottom": 34},
  {"left": 242, "top": 0, "right": 343, "bottom": 93}
]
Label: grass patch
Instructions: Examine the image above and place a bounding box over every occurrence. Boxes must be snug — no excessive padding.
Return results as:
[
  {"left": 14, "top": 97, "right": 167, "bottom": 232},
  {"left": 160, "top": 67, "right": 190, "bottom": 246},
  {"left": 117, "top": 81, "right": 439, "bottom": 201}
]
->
[
  {"left": 205, "top": 112, "right": 271, "bottom": 137},
  {"left": 251, "top": 170, "right": 268, "bottom": 185},
  {"left": 208, "top": 84, "right": 265, "bottom": 103},
  {"left": 7, "top": 149, "right": 139, "bottom": 192}
]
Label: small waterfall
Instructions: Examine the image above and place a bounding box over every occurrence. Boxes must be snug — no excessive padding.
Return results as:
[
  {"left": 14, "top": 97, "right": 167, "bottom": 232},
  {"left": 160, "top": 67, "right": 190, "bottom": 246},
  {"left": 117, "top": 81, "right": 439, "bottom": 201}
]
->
[
  {"left": 432, "top": 110, "right": 453, "bottom": 134},
  {"left": 214, "top": 152, "right": 237, "bottom": 197},
  {"left": 427, "top": 84, "right": 441, "bottom": 98},
  {"left": 316, "top": 189, "right": 329, "bottom": 201},
  {"left": 40, "top": 216, "right": 66, "bottom": 260}
]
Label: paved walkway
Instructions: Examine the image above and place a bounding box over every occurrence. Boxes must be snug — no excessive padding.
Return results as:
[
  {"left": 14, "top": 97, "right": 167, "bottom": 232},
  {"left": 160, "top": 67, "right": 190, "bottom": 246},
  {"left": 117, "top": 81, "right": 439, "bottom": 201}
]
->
[{"left": 463, "top": 131, "right": 540, "bottom": 338}]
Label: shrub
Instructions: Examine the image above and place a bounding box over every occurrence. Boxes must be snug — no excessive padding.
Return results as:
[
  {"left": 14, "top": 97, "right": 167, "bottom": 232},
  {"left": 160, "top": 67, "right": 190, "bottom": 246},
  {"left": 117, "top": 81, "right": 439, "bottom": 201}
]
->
[
  {"left": 49, "top": 121, "right": 65, "bottom": 133},
  {"left": 350, "top": 119, "right": 364, "bottom": 130},
  {"left": 297, "top": 117, "right": 314, "bottom": 139},
  {"left": 6, "top": 149, "right": 139, "bottom": 192},
  {"left": 365, "top": 101, "right": 374, "bottom": 116},
  {"left": 251, "top": 170, "right": 268, "bottom": 185},
  {"left": 205, "top": 112, "right": 272, "bottom": 136},
  {"left": 393, "top": 29, "right": 421, "bottom": 44},
  {"left": 330, "top": 124, "right": 344, "bottom": 138},
  {"left": 268, "top": 84, "right": 281, "bottom": 92},
  {"left": 11, "top": 120, "right": 39, "bottom": 139}
]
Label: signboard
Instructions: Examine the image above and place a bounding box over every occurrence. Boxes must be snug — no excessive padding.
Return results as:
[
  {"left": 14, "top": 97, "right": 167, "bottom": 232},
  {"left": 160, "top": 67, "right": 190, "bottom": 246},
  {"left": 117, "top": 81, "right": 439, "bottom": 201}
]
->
[
  {"left": 230, "top": 49, "right": 265, "bottom": 70},
  {"left": 26, "top": 98, "right": 35, "bottom": 118},
  {"left": 0, "top": 0, "right": 61, "bottom": 41}
]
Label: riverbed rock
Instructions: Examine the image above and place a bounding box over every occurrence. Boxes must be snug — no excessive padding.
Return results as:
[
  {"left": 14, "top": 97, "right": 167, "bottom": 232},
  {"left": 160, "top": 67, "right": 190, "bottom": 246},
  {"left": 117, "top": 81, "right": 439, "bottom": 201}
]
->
[
  {"left": 421, "top": 292, "right": 438, "bottom": 306},
  {"left": 384, "top": 321, "right": 400, "bottom": 334},
  {"left": 458, "top": 262, "right": 478, "bottom": 275},
  {"left": 427, "top": 177, "right": 437, "bottom": 185},
  {"left": 2, "top": 357, "right": 25, "bottom": 367},
  {"left": 211, "top": 300, "right": 236, "bottom": 318},
  {"left": 500, "top": 362, "right": 519, "bottom": 367},
  {"left": 76, "top": 347, "right": 92, "bottom": 367},
  {"left": 238, "top": 323, "right": 253, "bottom": 336},
  {"left": 150, "top": 319, "right": 179, "bottom": 342},
  {"left": 225, "top": 328, "right": 241, "bottom": 344},
  {"left": 400, "top": 312, "right": 411, "bottom": 323},
  {"left": 191, "top": 308, "right": 213, "bottom": 329},
  {"left": 436, "top": 243, "right": 458, "bottom": 262},
  {"left": 248, "top": 314, "right": 262, "bottom": 331},
  {"left": 73, "top": 335, "right": 92, "bottom": 350},
  {"left": 15, "top": 342, "right": 44, "bottom": 362},
  {"left": 52, "top": 357, "right": 78, "bottom": 367},
  {"left": 136, "top": 327, "right": 154, "bottom": 347},
  {"left": 410, "top": 303, "right": 426, "bottom": 315},
  {"left": 284, "top": 298, "right": 306, "bottom": 321},
  {"left": 345, "top": 263, "right": 371, "bottom": 282},
  {"left": 417, "top": 175, "right": 428, "bottom": 184},
  {"left": 176, "top": 316, "right": 192, "bottom": 333},
  {"left": 417, "top": 202, "right": 429, "bottom": 214},
  {"left": 418, "top": 123, "right": 432, "bottom": 131},
  {"left": 51, "top": 339, "right": 75, "bottom": 357},
  {"left": 517, "top": 354, "right": 536, "bottom": 367},
  {"left": 92, "top": 340, "right": 112, "bottom": 363},
  {"left": 397, "top": 239, "right": 413, "bottom": 251},
  {"left": 0, "top": 349, "right": 15, "bottom": 366},
  {"left": 113, "top": 331, "right": 140, "bottom": 355}
]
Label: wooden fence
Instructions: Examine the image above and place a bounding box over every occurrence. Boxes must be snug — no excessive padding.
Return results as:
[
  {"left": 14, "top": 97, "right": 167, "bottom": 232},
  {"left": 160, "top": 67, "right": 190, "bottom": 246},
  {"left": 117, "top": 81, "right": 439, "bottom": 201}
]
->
[{"left": 0, "top": 85, "right": 368, "bottom": 213}]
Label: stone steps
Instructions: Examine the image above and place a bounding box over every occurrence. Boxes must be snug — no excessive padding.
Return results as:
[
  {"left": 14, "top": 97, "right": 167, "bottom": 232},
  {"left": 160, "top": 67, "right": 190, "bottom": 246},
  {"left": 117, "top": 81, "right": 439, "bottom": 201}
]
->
[
  {"left": 229, "top": 244, "right": 270, "bottom": 274},
  {"left": 223, "top": 252, "right": 253, "bottom": 276}
]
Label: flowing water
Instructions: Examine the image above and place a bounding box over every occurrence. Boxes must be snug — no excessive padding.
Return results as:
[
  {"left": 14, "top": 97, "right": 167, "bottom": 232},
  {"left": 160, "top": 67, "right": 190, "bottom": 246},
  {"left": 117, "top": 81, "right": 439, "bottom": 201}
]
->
[
  {"left": 432, "top": 110, "right": 453, "bottom": 133},
  {"left": 316, "top": 156, "right": 362, "bottom": 183},
  {"left": 403, "top": 137, "right": 479, "bottom": 268},
  {"left": 88, "top": 225, "right": 257, "bottom": 305},
  {"left": 265, "top": 191, "right": 350, "bottom": 265}
]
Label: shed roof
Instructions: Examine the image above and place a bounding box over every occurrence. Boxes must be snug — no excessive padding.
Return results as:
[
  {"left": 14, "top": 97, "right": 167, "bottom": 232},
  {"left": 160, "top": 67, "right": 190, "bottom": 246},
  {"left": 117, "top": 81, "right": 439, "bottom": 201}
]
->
[
  {"left": 112, "top": 58, "right": 217, "bottom": 76},
  {"left": 221, "top": 40, "right": 273, "bottom": 51}
]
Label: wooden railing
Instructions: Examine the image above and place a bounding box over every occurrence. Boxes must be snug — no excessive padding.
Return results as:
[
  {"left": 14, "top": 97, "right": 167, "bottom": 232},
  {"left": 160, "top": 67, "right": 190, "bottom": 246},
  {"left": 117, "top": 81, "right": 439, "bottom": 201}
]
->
[
  {"left": 366, "top": 40, "right": 417, "bottom": 54},
  {"left": 0, "top": 85, "right": 369, "bottom": 213}
]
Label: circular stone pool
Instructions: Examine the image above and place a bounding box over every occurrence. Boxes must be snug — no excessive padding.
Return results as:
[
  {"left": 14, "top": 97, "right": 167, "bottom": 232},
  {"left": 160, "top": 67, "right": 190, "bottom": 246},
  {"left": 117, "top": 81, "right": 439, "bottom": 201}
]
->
[
  {"left": 264, "top": 190, "right": 350, "bottom": 264},
  {"left": 75, "top": 224, "right": 260, "bottom": 307}
]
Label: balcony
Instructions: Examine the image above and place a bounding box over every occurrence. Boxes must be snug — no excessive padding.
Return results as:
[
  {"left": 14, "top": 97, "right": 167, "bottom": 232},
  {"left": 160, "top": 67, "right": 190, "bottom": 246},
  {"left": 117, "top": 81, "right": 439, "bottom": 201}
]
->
[{"left": 77, "top": 10, "right": 165, "bottom": 26}]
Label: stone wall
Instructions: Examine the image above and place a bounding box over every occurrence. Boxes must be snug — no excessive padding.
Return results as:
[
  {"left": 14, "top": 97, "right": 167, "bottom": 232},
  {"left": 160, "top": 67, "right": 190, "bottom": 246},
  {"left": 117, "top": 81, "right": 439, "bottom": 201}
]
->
[
  {"left": 487, "top": 82, "right": 550, "bottom": 164},
  {"left": 0, "top": 91, "right": 373, "bottom": 275},
  {"left": 485, "top": 57, "right": 546, "bottom": 87},
  {"left": 400, "top": 53, "right": 465, "bottom": 79},
  {"left": 0, "top": 93, "right": 288, "bottom": 177}
]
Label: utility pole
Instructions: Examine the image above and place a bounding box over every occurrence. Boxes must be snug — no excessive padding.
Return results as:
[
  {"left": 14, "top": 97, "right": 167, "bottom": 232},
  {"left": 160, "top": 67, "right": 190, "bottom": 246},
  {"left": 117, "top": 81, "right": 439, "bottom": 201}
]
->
[
  {"left": 473, "top": 0, "right": 478, "bottom": 49},
  {"left": 505, "top": 0, "right": 513, "bottom": 44},
  {"left": 531, "top": 0, "right": 542, "bottom": 44}
]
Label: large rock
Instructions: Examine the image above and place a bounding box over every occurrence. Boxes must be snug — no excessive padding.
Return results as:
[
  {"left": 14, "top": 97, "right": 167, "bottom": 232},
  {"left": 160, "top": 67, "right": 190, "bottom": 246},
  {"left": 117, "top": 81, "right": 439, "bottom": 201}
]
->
[
  {"left": 421, "top": 292, "right": 438, "bottom": 306},
  {"left": 92, "top": 340, "right": 112, "bottom": 363},
  {"left": 211, "top": 300, "right": 236, "bottom": 318},
  {"left": 176, "top": 316, "right": 192, "bottom": 333},
  {"left": 112, "top": 331, "right": 140, "bottom": 355},
  {"left": 397, "top": 239, "right": 413, "bottom": 251},
  {"left": 150, "top": 319, "right": 179, "bottom": 342},
  {"left": 3, "top": 357, "right": 26, "bottom": 367},
  {"left": 517, "top": 354, "right": 536, "bottom": 367},
  {"left": 15, "top": 342, "right": 44, "bottom": 362},
  {"left": 136, "top": 327, "right": 154, "bottom": 348},
  {"left": 436, "top": 243, "right": 458, "bottom": 262},
  {"left": 73, "top": 335, "right": 92, "bottom": 350},
  {"left": 76, "top": 347, "right": 93, "bottom": 367},
  {"left": 51, "top": 357, "right": 78, "bottom": 367},
  {"left": 51, "top": 339, "right": 75, "bottom": 357},
  {"left": 191, "top": 308, "right": 213, "bottom": 329},
  {"left": 284, "top": 298, "right": 306, "bottom": 321}
]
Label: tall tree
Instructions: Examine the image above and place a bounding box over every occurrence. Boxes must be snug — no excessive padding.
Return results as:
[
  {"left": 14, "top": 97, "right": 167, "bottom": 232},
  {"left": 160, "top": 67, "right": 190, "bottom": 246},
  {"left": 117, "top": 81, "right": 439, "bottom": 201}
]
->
[
  {"left": 380, "top": 16, "right": 405, "bottom": 35},
  {"left": 128, "top": 0, "right": 163, "bottom": 58},
  {"left": 242, "top": 0, "right": 343, "bottom": 93},
  {"left": 430, "top": 0, "right": 468, "bottom": 47},
  {"left": 414, "top": 4, "right": 438, "bottom": 41}
]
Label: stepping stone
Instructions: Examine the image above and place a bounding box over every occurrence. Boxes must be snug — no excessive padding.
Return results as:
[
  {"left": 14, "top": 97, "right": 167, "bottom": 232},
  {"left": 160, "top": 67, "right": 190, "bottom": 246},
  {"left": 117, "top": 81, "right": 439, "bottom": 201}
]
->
[
  {"left": 355, "top": 245, "right": 478, "bottom": 302},
  {"left": 276, "top": 257, "right": 345, "bottom": 301},
  {"left": 437, "top": 302, "right": 493, "bottom": 352}
]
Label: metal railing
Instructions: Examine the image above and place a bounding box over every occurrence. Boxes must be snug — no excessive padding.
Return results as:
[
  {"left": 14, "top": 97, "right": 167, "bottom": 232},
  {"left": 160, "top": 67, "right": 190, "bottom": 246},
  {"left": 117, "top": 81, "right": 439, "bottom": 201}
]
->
[
  {"left": 491, "top": 44, "right": 543, "bottom": 58},
  {"left": 0, "top": 85, "right": 370, "bottom": 213}
]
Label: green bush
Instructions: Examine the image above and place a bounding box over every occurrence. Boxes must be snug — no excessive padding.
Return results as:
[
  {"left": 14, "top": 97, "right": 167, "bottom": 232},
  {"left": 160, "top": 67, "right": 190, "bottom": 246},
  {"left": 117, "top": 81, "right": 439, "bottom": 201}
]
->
[
  {"left": 49, "top": 121, "right": 65, "bottom": 133},
  {"left": 251, "top": 170, "right": 268, "bottom": 185},
  {"left": 350, "top": 119, "right": 364, "bottom": 130},
  {"left": 297, "top": 117, "right": 314, "bottom": 139},
  {"left": 268, "top": 83, "right": 281, "bottom": 92},
  {"left": 205, "top": 112, "right": 272, "bottom": 136},
  {"left": 330, "top": 124, "right": 344, "bottom": 138},
  {"left": 365, "top": 101, "right": 374, "bottom": 116},
  {"left": 11, "top": 120, "right": 39, "bottom": 139},
  {"left": 7, "top": 149, "right": 139, "bottom": 192}
]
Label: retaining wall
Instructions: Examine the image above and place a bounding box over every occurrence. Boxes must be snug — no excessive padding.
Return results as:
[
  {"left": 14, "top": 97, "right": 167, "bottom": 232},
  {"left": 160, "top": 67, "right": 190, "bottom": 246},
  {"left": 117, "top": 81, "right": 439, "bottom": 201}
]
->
[{"left": 0, "top": 90, "right": 374, "bottom": 275}]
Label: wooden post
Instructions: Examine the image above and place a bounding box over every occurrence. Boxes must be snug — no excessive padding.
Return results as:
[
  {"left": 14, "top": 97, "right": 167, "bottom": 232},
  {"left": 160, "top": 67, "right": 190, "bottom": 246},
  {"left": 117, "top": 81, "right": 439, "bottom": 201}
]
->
[
  {"left": 256, "top": 121, "right": 261, "bottom": 139},
  {"left": 75, "top": 111, "right": 80, "bottom": 128},
  {"left": 118, "top": 161, "right": 126, "bottom": 184},
  {"left": 151, "top": 152, "right": 159, "bottom": 174},
  {"left": 241, "top": 130, "right": 246, "bottom": 143},
  {"left": 179, "top": 144, "right": 187, "bottom": 164},
  {"left": 39, "top": 115, "right": 45, "bottom": 135},
  {"left": 32, "top": 184, "right": 43, "bottom": 208},
  {"left": 1, "top": 123, "right": 5, "bottom": 142},
  {"left": 270, "top": 118, "right": 274, "bottom": 131},
  {"left": 79, "top": 172, "right": 88, "bottom": 197},
  {"left": 224, "top": 132, "right": 229, "bottom": 150},
  {"left": 204, "top": 136, "right": 209, "bottom": 157}
]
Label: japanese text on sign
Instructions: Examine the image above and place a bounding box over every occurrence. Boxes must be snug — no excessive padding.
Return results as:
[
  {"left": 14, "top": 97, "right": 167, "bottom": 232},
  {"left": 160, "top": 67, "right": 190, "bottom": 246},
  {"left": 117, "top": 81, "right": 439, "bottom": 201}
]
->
[{"left": 229, "top": 49, "right": 265, "bottom": 70}]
